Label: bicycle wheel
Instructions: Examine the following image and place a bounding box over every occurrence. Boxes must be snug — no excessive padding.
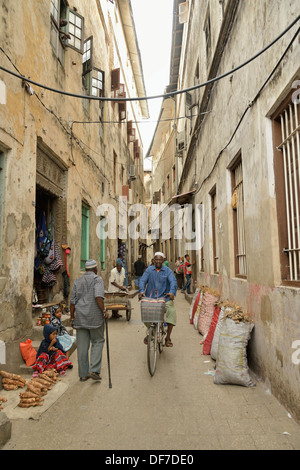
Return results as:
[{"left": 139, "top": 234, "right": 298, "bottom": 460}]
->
[
  {"left": 126, "top": 300, "right": 132, "bottom": 321},
  {"left": 158, "top": 322, "right": 166, "bottom": 353},
  {"left": 147, "top": 324, "right": 158, "bottom": 376}
]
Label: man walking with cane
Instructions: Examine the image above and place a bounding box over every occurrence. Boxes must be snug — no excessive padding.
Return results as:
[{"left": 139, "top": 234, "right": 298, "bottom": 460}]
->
[{"left": 70, "top": 259, "right": 109, "bottom": 382}]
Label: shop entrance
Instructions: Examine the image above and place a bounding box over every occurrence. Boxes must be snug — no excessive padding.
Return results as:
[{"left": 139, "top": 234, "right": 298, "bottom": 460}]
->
[
  {"left": 33, "top": 142, "right": 67, "bottom": 307},
  {"left": 34, "top": 187, "right": 59, "bottom": 304}
]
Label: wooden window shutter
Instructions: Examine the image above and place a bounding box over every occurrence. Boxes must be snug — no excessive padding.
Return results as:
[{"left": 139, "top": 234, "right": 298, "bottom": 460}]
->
[
  {"left": 127, "top": 121, "right": 136, "bottom": 144},
  {"left": 127, "top": 120, "right": 133, "bottom": 138},
  {"left": 133, "top": 139, "right": 140, "bottom": 158},
  {"left": 111, "top": 68, "right": 120, "bottom": 91}
]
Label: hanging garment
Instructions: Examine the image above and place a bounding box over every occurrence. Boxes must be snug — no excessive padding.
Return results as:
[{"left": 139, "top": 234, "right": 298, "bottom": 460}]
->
[
  {"left": 34, "top": 211, "right": 47, "bottom": 272},
  {"left": 41, "top": 242, "right": 63, "bottom": 287}
]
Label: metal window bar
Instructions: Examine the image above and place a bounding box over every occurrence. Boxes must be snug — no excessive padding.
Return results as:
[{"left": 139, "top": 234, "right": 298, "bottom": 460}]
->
[
  {"left": 279, "top": 102, "right": 300, "bottom": 281},
  {"left": 212, "top": 192, "right": 219, "bottom": 273},
  {"left": 235, "top": 163, "right": 247, "bottom": 276}
]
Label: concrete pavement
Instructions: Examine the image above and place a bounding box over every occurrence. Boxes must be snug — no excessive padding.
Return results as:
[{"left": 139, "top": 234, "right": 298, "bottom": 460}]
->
[{"left": 1, "top": 292, "right": 300, "bottom": 450}]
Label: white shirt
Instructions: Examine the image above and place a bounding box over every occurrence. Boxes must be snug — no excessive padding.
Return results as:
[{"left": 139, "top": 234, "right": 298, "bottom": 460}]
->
[{"left": 108, "top": 267, "right": 126, "bottom": 292}]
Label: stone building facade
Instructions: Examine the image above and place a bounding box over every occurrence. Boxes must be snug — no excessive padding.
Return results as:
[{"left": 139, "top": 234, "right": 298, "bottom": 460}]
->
[
  {"left": 0, "top": 0, "right": 148, "bottom": 367},
  {"left": 151, "top": 0, "right": 300, "bottom": 420}
]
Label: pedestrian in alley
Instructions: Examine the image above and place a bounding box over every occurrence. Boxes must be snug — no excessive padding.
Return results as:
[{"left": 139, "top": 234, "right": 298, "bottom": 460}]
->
[
  {"left": 138, "top": 252, "right": 177, "bottom": 347},
  {"left": 50, "top": 305, "right": 76, "bottom": 358},
  {"left": 32, "top": 324, "right": 73, "bottom": 377},
  {"left": 70, "top": 259, "right": 108, "bottom": 382},
  {"left": 133, "top": 254, "right": 146, "bottom": 289},
  {"left": 181, "top": 254, "right": 195, "bottom": 295},
  {"left": 174, "top": 256, "right": 184, "bottom": 290},
  {"left": 108, "top": 260, "right": 127, "bottom": 318}
]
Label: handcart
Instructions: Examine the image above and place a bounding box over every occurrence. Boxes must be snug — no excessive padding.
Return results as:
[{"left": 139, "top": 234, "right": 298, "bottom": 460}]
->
[{"left": 104, "top": 291, "right": 133, "bottom": 321}]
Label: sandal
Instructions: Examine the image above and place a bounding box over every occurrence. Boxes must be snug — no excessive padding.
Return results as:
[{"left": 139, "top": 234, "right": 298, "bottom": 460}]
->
[
  {"left": 80, "top": 376, "right": 89, "bottom": 382},
  {"left": 88, "top": 372, "right": 101, "bottom": 381},
  {"left": 165, "top": 339, "right": 173, "bottom": 347},
  {"left": 112, "top": 312, "right": 122, "bottom": 319},
  {"left": 59, "top": 370, "right": 66, "bottom": 376},
  {"left": 32, "top": 371, "right": 39, "bottom": 378}
]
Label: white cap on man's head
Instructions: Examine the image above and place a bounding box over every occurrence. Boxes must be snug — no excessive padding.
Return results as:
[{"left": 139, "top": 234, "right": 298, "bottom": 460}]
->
[
  {"left": 85, "top": 259, "right": 97, "bottom": 269},
  {"left": 154, "top": 252, "right": 165, "bottom": 258}
]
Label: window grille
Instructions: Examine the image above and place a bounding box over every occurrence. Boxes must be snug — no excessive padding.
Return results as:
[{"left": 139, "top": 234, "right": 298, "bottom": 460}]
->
[
  {"left": 277, "top": 101, "right": 300, "bottom": 281},
  {"left": 100, "top": 217, "right": 106, "bottom": 270},
  {"left": 81, "top": 203, "right": 90, "bottom": 270},
  {"left": 210, "top": 188, "right": 219, "bottom": 274},
  {"left": 231, "top": 158, "right": 247, "bottom": 277},
  {"left": 0, "top": 152, "right": 4, "bottom": 267}
]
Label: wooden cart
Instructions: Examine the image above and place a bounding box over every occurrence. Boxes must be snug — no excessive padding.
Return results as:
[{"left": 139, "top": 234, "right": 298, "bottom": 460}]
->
[{"left": 104, "top": 292, "right": 134, "bottom": 321}]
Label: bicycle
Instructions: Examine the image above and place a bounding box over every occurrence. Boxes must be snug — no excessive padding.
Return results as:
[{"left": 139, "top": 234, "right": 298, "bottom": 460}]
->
[
  {"left": 140, "top": 291, "right": 169, "bottom": 376},
  {"left": 146, "top": 318, "right": 167, "bottom": 376}
]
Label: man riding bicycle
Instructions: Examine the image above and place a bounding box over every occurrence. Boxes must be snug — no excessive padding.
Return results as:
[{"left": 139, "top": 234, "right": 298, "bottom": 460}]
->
[{"left": 138, "top": 252, "right": 177, "bottom": 347}]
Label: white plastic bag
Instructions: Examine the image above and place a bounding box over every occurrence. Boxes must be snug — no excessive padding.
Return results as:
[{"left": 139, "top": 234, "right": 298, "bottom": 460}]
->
[
  {"left": 214, "top": 317, "right": 255, "bottom": 387},
  {"left": 210, "top": 307, "right": 225, "bottom": 360}
]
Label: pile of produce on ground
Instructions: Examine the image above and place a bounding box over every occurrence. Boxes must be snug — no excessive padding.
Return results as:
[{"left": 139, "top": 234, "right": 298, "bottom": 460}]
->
[
  {"left": 0, "top": 370, "right": 27, "bottom": 390},
  {"left": 188, "top": 288, "right": 255, "bottom": 387},
  {"left": 0, "top": 394, "right": 7, "bottom": 410},
  {"left": 0, "top": 369, "right": 60, "bottom": 408},
  {"left": 19, "top": 370, "right": 59, "bottom": 408}
]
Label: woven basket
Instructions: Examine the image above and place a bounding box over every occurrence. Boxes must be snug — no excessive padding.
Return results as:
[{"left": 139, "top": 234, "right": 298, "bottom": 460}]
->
[{"left": 140, "top": 289, "right": 165, "bottom": 322}]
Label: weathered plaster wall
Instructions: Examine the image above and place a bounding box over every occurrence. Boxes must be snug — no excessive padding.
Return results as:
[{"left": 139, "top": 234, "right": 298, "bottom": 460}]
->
[
  {"left": 177, "top": 0, "right": 300, "bottom": 420},
  {"left": 0, "top": 0, "right": 146, "bottom": 367}
]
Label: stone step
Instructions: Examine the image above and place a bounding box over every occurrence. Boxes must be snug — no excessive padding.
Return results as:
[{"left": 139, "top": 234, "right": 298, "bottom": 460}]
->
[
  {"left": 18, "top": 317, "right": 76, "bottom": 376},
  {"left": 19, "top": 340, "right": 77, "bottom": 376}
]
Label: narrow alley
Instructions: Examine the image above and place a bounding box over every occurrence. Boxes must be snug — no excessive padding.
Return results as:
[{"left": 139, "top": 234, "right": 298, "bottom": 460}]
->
[{"left": 2, "top": 293, "right": 300, "bottom": 451}]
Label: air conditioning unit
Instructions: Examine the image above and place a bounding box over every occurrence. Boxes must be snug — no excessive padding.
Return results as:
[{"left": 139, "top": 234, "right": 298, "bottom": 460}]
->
[
  {"left": 129, "top": 164, "right": 136, "bottom": 179},
  {"left": 177, "top": 130, "right": 186, "bottom": 152}
]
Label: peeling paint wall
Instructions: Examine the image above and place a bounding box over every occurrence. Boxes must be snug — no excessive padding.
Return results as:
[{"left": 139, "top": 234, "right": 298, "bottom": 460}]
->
[
  {"left": 175, "top": 0, "right": 300, "bottom": 420},
  {"left": 0, "top": 0, "right": 146, "bottom": 365}
]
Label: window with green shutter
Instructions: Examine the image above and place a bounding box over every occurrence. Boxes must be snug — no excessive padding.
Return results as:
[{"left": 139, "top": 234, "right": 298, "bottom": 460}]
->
[
  {"left": 81, "top": 203, "right": 90, "bottom": 270},
  {"left": 100, "top": 216, "right": 106, "bottom": 270},
  {"left": 0, "top": 152, "right": 5, "bottom": 267}
]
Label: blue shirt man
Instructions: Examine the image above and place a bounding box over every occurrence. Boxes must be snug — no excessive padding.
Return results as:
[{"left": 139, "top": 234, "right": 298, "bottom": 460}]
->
[
  {"left": 138, "top": 264, "right": 177, "bottom": 301},
  {"left": 138, "top": 252, "right": 177, "bottom": 347}
]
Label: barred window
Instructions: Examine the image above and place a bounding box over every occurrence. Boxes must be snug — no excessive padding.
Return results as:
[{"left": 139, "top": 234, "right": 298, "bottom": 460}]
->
[
  {"left": 0, "top": 151, "right": 5, "bottom": 267},
  {"left": 210, "top": 186, "right": 219, "bottom": 274},
  {"left": 229, "top": 154, "right": 247, "bottom": 278},
  {"left": 273, "top": 94, "right": 300, "bottom": 284}
]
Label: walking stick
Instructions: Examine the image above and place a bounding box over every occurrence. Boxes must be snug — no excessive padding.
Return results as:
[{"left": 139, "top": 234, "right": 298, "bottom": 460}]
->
[{"left": 105, "top": 317, "right": 112, "bottom": 388}]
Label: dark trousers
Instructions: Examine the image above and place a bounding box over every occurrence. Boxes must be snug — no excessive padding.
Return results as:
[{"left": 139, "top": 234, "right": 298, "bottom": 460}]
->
[
  {"left": 175, "top": 273, "right": 184, "bottom": 289},
  {"left": 182, "top": 274, "right": 191, "bottom": 294}
]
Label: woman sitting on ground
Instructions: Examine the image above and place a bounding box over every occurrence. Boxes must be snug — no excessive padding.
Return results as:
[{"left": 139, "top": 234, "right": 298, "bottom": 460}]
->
[{"left": 32, "top": 324, "right": 73, "bottom": 377}]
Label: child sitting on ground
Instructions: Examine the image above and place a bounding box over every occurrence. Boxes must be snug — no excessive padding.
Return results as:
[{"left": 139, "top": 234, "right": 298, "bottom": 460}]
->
[
  {"left": 50, "top": 305, "right": 76, "bottom": 358},
  {"left": 32, "top": 324, "right": 72, "bottom": 377}
]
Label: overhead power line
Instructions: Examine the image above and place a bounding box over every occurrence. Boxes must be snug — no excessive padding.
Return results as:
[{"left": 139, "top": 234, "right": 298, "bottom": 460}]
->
[{"left": 0, "top": 14, "right": 299, "bottom": 103}]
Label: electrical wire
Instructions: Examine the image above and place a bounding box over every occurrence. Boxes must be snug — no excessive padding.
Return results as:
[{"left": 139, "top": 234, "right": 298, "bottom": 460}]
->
[{"left": 0, "top": 14, "right": 299, "bottom": 103}]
